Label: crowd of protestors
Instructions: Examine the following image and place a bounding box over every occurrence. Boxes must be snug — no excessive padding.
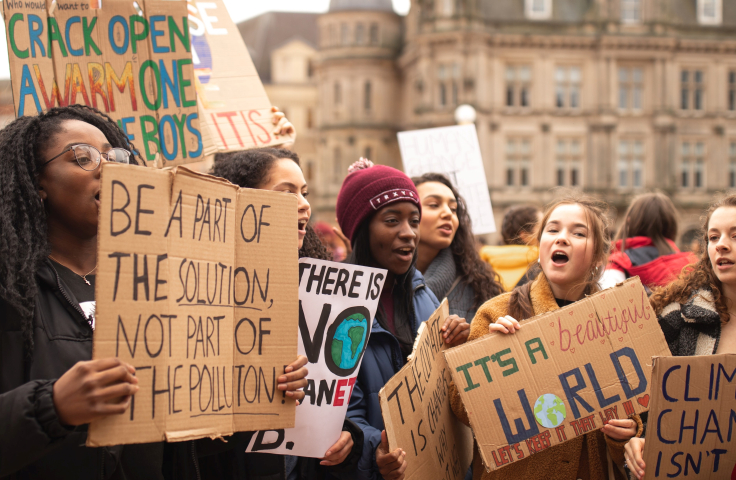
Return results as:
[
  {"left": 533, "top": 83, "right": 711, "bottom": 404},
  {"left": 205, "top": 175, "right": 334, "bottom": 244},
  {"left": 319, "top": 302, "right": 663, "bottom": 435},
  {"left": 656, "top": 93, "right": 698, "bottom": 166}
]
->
[{"left": 0, "top": 104, "right": 734, "bottom": 480}]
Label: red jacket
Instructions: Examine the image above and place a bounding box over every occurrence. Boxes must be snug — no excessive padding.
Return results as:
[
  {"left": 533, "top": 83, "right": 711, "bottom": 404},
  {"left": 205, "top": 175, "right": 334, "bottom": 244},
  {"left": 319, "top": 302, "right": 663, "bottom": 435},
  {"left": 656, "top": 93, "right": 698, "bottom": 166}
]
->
[{"left": 607, "top": 236, "right": 698, "bottom": 288}]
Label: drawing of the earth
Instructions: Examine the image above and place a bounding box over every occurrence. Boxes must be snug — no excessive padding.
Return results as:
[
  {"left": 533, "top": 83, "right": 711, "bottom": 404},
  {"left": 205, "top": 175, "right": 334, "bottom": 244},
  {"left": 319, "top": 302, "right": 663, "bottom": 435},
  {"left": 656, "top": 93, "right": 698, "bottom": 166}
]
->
[
  {"left": 330, "top": 313, "right": 368, "bottom": 370},
  {"left": 533, "top": 393, "right": 567, "bottom": 428}
]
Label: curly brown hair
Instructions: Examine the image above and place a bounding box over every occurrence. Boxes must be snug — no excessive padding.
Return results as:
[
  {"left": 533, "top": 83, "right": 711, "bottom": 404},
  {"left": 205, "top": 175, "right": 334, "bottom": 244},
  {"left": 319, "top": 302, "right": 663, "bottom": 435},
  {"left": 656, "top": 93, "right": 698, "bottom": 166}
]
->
[
  {"left": 501, "top": 205, "right": 541, "bottom": 245},
  {"left": 649, "top": 194, "right": 736, "bottom": 322},
  {"left": 412, "top": 173, "right": 503, "bottom": 308},
  {"left": 508, "top": 193, "right": 611, "bottom": 320}
]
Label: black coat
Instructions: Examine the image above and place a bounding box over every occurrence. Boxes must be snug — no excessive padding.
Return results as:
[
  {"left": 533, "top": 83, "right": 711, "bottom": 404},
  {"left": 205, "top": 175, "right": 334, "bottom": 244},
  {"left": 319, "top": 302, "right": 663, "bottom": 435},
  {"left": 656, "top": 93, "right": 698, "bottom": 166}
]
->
[{"left": 0, "top": 259, "right": 190, "bottom": 480}]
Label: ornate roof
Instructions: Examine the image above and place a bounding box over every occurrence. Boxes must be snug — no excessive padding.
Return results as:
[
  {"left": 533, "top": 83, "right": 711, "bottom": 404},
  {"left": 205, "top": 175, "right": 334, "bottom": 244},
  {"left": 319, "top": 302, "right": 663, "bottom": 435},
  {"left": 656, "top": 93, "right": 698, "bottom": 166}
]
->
[{"left": 328, "top": 0, "right": 394, "bottom": 13}]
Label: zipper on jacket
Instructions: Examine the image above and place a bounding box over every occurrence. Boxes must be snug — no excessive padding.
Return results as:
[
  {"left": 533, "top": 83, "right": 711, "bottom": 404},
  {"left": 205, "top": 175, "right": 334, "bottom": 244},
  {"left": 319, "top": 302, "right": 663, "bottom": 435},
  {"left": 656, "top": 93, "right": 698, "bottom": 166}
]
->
[
  {"left": 48, "top": 261, "right": 90, "bottom": 327},
  {"left": 98, "top": 449, "right": 105, "bottom": 480},
  {"left": 190, "top": 441, "right": 201, "bottom": 480}
]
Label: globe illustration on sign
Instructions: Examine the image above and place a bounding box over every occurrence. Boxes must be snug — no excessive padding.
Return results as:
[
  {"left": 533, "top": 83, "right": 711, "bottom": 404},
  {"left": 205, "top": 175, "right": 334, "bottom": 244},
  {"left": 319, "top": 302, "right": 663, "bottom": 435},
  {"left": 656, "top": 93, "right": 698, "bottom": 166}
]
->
[
  {"left": 533, "top": 394, "right": 567, "bottom": 428},
  {"left": 331, "top": 313, "right": 368, "bottom": 370},
  {"left": 324, "top": 306, "right": 372, "bottom": 376}
]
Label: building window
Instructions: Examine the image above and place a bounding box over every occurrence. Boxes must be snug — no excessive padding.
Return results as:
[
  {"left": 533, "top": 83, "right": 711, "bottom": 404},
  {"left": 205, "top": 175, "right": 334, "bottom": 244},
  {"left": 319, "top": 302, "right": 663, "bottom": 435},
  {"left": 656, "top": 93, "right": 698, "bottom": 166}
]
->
[
  {"left": 369, "top": 23, "right": 379, "bottom": 45},
  {"left": 356, "top": 24, "right": 365, "bottom": 44},
  {"left": 619, "top": 67, "right": 643, "bottom": 110},
  {"left": 730, "top": 142, "right": 736, "bottom": 188},
  {"left": 729, "top": 71, "right": 736, "bottom": 111},
  {"left": 698, "top": 0, "right": 722, "bottom": 25},
  {"left": 621, "top": 0, "right": 641, "bottom": 23},
  {"left": 681, "top": 141, "right": 705, "bottom": 188},
  {"left": 306, "top": 161, "right": 314, "bottom": 181},
  {"left": 438, "top": 64, "right": 459, "bottom": 108},
  {"left": 681, "top": 70, "right": 704, "bottom": 110},
  {"left": 334, "top": 147, "right": 342, "bottom": 181},
  {"left": 556, "top": 139, "right": 582, "bottom": 187},
  {"left": 340, "top": 23, "right": 350, "bottom": 45},
  {"left": 329, "top": 25, "right": 337, "bottom": 46},
  {"left": 525, "top": 0, "right": 552, "bottom": 20},
  {"left": 364, "top": 146, "right": 372, "bottom": 160},
  {"left": 506, "top": 138, "right": 531, "bottom": 187},
  {"left": 506, "top": 65, "right": 531, "bottom": 107},
  {"left": 334, "top": 82, "right": 342, "bottom": 106},
  {"left": 618, "top": 140, "right": 644, "bottom": 188},
  {"left": 364, "top": 81, "right": 372, "bottom": 111},
  {"left": 307, "top": 108, "right": 313, "bottom": 129},
  {"left": 555, "top": 66, "right": 581, "bottom": 109}
]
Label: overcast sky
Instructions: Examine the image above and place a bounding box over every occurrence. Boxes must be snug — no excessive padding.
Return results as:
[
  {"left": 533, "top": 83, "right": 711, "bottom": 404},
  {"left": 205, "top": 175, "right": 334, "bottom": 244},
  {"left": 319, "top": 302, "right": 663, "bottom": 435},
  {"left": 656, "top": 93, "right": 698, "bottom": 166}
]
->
[{"left": 0, "top": 0, "right": 410, "bottom": 79}]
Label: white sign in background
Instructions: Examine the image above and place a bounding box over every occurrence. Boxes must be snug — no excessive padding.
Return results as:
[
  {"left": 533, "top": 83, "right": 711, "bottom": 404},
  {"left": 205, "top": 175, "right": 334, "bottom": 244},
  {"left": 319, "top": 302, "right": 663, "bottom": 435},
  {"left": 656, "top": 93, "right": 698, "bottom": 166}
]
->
[
  {"left": 398, "top": 124, "right": 496, "bottom": 234},
  {"left": 246, "top": 259, "right": 386, "bottom": 458}
]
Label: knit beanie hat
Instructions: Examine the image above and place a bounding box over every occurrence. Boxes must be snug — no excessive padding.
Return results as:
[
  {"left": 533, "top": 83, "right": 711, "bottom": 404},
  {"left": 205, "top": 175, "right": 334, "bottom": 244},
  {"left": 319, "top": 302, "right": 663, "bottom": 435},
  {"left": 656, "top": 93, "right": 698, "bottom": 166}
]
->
[{"left": 336, "top": 159, "right": 421, "bottom": 244}]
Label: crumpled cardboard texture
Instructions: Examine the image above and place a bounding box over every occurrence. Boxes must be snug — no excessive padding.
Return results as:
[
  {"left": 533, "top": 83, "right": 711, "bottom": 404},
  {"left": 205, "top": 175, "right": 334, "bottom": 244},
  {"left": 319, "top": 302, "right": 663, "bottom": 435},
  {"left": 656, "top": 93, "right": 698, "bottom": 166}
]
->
[{"left": 444, "top": 277, "right": 669, "bottom": 473}]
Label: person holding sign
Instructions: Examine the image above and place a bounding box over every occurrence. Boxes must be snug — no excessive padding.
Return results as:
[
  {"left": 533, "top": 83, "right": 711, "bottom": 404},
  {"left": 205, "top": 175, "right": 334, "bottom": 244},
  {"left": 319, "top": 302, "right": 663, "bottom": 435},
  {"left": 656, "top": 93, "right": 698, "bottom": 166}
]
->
[
  {"left": 212, "top": 148, "right": 363, "bottom": 478},
  {"left": 412, "top": 173, "right": 503, "bottom": 322},
  {"left": 624, "top": 194, "right": 736, "bottom": 480},
  {"left": 0, "top": 105, "right": 309, "bottom": 480},
  {"left": 336, "top": 160, "right": 470, "bottom": 480},
  {"left": 449, "top": 195, "right": 643, "bottom": 480}
]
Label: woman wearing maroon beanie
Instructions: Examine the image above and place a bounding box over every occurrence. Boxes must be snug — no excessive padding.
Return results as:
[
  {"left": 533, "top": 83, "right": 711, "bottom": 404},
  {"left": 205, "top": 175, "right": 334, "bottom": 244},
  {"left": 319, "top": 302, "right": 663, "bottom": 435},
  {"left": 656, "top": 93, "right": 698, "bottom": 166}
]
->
[{"left": 337, "top": 159, "right": 470, "bottom": 480}]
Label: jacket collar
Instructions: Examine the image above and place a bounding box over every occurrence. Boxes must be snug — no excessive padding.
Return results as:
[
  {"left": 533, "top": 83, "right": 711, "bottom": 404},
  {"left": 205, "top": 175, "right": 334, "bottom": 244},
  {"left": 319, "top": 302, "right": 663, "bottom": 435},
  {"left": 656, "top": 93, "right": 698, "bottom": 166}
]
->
[
  {"left": 529, "top": 272, "right": 562, "bottom": 316},
  {"left": 423, "top": 248, "right": 456, "bottom": 300},
  {"left": 613, "top": 236, "right": 681, "bottom": 254}
]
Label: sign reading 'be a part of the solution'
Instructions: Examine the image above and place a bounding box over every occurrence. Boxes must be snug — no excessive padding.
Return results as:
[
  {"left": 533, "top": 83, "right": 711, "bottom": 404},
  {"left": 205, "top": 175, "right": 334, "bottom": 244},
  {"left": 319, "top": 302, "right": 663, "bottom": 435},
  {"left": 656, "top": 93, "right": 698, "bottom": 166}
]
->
[
  {"left": 643, "top": 354, "right": 736, "bottom": 480},
  {"left": 445, "top": 278, "right": 670, "bottom": 473},
  {"left": 89, "top": 163, "right": 298, "bottom": 446}
]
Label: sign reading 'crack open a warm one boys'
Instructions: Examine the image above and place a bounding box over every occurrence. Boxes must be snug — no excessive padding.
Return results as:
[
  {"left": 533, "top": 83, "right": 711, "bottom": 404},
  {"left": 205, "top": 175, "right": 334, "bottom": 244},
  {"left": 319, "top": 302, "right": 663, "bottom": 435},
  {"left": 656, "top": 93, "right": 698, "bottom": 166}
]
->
[{"left": 444, "top": 278, "right": 670, "bottom": 473}]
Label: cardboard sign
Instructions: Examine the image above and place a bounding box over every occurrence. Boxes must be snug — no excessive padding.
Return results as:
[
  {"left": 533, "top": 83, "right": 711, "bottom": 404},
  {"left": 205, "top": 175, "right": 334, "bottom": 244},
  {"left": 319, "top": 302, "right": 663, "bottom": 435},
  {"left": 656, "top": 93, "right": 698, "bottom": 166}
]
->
[
  {"left": 379, "top": 300, "right": 473, "bottom": 480},
  {"left": 88, "top": 163, "right": 298, "bottom": 446},
  {"left": 245, "top": 259, "right": 386, "bottom": 457},
  {"left": 444, "top": 278, "right": 670, "bottom": 473},
  {"left": 398, "top": 125, "right": 496, "bottom": 234},
  {"left": 4, "top": 0, "right": 204, "bottom": 166},
  {"left": 643, "top": 354, "right": 736, "bottom": 479},
  {"left": 188, "top": 0, "right": 289, "bottom": 155}
]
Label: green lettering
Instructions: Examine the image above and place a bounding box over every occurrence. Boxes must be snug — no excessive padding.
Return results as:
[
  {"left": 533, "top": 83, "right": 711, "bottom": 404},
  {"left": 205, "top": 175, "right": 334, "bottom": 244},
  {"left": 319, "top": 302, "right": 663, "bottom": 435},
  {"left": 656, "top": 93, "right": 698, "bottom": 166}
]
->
[
  {"left": 168, "top": 16, "right": 190, "bottom": 53},
  {"left": 139, "top": 60, "right": 162, "bottom": 110},
  {"left": 139, "top": 115, "right": 160, "bottom": 161},
  {"left": 47, "top": 18, "right": 68, "bottom": 58},
  {"left": 130, "top": 16, "right": 149, "bottom": 54},
  {"left": 177, "top": 58, "right": 196, "bottom": 107},
  {"left": 172, "top": 114, "right": 188, "bottom": 159},
  {"left": 492, "top": 348, "right": 519, "bottom": 377},
  {"left": 9, "top": 14, "right": 29, "bottom": 59},
  {"left": 525, "top": 337, "right": 548, "bottom": 365},
  {"left": 456, "top": 363, "right": 480, "bottom": 392},
  {"left": 474, "top": 356, "right": 493, "bottom": 383},
  {"left": 83, "top": 17, "right": 101, "bottom": 55}
]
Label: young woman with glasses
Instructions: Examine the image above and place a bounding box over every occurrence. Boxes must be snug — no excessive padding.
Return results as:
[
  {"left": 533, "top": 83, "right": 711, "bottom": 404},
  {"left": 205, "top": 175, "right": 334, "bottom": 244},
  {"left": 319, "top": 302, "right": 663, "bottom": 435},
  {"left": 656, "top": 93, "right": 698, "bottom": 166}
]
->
[{"left": 0, "top": 105, "right": 308, "bottom": 480}]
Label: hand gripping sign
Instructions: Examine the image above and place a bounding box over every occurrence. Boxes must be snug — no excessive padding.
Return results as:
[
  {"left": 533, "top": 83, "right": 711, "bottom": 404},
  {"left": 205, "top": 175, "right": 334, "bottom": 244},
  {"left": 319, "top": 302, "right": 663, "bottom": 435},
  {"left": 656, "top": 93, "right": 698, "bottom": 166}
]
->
[
  {"left": 444, "top": 278, "right": 670, "bottom": 473},
  {"left": 246, "top": 259, "right": 386, "bottom": 458}
]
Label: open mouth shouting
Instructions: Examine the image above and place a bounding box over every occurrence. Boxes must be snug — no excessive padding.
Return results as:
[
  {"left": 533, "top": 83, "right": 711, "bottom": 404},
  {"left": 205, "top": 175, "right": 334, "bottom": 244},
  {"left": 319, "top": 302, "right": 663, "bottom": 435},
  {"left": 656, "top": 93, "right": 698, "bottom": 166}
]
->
[
  {"left": 438, "top": 222, "right": 454, "bottom": 236},
  {"left": 298, "top": 218, "right": 308, "bottom": 235},
  {"left": 394, "top": 245, "right": 415, "bottom": 263},
  {"left": 551, "top": 250, "right": 569, "bottom": 265},
  {"left": 716, "top": 257, "right": 734, "bottom": 270}
]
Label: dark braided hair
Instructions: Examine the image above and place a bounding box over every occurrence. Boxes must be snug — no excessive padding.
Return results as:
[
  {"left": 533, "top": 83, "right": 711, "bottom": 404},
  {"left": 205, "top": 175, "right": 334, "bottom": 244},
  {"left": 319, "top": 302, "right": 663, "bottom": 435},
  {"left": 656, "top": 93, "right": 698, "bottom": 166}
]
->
[
  {"left": 412, "top": 173, "right": 503, "bottom": 309},
  {"left": 0, "top": 105, "right": 141, "bottom": 356},
  {"left": 212, "top": 148, "right": 331, "bottom": 261}
]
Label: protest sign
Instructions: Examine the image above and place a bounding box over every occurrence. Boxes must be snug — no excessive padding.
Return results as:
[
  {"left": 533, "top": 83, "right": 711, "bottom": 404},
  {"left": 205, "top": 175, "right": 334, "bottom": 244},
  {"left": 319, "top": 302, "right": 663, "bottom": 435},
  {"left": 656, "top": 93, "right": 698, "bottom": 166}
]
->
[
  {"left": 397, "top": 125, "right": 496, "bottom": 234},
  {"left": 88, "top": 162, "right": 298, "bottom": 446},
  {"left": 379, "top": 299, "right": 473, "bottom": 480},
  {"left": 244, "top": 259, "right": 386, "bottom": 457},
  {"left": 445, "top": 277, "right": 670, "bottom": 473},
  {"left": 187, "top": 0, "right": 289, "bottom": 155},
  {"left": 4, "top": 0, "right": 203, "bottom": 166},
  {"left": 642, "top": 354, "right": 736, "bottom": 480}
]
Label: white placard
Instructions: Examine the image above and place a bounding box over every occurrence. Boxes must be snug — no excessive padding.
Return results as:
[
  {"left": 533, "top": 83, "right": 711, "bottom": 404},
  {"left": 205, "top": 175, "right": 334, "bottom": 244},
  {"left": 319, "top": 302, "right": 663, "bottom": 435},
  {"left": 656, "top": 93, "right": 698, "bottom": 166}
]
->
[
  {"left": 398, "top": 124, "right": 496, "bottom": 234},
  {"left": 246, "top": 259, "right": 386, "bottom": 458}
]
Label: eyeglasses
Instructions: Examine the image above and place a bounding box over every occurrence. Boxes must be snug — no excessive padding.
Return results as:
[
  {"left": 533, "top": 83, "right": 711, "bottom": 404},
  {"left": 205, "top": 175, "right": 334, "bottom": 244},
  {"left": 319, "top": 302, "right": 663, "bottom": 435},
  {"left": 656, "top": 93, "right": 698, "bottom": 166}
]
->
[{"left": 41, "top": 144, "right": 131, "bottom": 171}]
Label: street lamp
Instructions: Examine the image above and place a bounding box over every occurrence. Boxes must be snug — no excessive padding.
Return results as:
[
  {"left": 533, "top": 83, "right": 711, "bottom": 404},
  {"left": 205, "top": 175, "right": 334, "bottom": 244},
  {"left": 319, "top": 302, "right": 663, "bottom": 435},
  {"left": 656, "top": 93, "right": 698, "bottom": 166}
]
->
[{"left": 454, "top": 104, "right": 477, "bottom": 125}]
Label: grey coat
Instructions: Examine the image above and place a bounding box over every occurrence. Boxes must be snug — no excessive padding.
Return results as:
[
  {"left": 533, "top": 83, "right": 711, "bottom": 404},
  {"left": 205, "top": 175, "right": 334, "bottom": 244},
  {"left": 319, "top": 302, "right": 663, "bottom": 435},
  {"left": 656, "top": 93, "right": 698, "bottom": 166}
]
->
[{"left": 424, "top": 248, "right": 477, "bottom": 321}]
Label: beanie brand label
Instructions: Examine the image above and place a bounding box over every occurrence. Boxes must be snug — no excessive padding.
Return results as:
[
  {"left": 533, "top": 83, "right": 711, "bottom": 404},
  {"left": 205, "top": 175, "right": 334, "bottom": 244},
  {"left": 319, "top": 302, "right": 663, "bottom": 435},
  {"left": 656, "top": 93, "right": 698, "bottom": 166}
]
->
[{"left": 370, "top": 189, "right": 417, "bottom": 210}]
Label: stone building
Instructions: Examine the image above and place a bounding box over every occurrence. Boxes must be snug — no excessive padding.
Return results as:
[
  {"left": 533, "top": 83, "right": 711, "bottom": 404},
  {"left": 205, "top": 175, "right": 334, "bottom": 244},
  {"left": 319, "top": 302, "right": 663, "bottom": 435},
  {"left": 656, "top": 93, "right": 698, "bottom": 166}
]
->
[{"left": 241, "top": 0, "right": 736, "bottom": 245}]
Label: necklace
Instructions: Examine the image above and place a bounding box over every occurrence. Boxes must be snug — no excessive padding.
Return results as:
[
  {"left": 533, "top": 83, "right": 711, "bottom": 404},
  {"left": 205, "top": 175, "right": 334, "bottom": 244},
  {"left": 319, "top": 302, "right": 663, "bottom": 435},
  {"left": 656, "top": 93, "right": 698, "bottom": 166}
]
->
[{"left": 48, "top": 255, "right": 97, "bottom": 286}]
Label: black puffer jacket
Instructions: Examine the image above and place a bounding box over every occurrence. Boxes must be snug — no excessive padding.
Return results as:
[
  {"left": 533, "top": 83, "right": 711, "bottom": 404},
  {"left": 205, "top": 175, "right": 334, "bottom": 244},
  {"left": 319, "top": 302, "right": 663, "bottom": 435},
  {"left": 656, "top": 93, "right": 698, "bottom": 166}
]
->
[{"left": 0, "top": 259, "right": 192, "bottom": 480}]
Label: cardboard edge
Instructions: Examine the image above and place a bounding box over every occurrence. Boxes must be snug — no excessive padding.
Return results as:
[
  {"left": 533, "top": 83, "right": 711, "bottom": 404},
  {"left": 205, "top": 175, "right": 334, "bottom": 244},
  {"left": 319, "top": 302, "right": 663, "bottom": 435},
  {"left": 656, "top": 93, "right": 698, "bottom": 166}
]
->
[{"left": 165, "top": 428, "right": 231, "bottom": 443}]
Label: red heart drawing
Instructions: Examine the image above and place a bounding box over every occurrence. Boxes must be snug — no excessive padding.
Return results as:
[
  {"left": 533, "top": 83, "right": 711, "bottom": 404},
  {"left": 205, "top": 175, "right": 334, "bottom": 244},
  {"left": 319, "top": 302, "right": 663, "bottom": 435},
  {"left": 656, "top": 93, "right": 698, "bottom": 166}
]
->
[
  {"left": 570, "top": 348, "right": 575, "bottom": 353},
  {"left": 646, "top": 306, "right": 650, "bottom": 310},
  {"left": 550, "top": 322, "right": 555, "bottom": 327},
  {"left": 613, "top": 308, "right": 616, "bottom": 312},
  {"left": 639, "top": 324, "right": 644, "bottom": 329},
  {"left": 618, "top": 337, "right": 624, "bottom": 342},
  {"left": 629, "top": 298, "right": 634, "bottom": 303},
  {"left": 637, "top": 394, "right": 650, "bottom": 408},
  {"left": 589, "top": 313, "right": 594, "bottom": 318},
  {"left": 602, "top": 294, "right": 606, "bottom": 299},
  {"left": 600, "top": 339, "right": 605, "bottom": 344},
  {"left": 569, "top": 311, "right": 574, "bottom": 315},
  {"left": 550, "top": 341, "right": 555, "bottom": 345}
]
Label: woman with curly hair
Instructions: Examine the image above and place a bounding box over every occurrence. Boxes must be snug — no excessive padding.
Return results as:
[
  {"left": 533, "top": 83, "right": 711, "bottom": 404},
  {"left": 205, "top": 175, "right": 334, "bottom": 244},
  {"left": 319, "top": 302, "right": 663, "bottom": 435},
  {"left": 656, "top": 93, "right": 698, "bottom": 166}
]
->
[
  {"left": 412, "top": 173, "right": 503, "bottom": 321},
  {"left": 0, "top": 106, "right": 308, "bottom": 480},
  {"left": 624, "top": 194, "right": 736, "bottom": 480}
]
